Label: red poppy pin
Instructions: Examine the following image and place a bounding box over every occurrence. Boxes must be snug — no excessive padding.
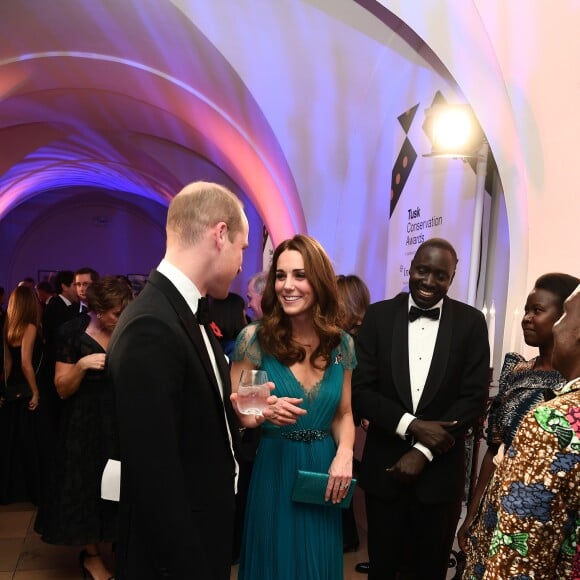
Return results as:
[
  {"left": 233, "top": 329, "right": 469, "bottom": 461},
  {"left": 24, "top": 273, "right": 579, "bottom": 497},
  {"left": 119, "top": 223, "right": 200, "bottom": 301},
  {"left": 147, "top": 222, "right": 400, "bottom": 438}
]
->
[{"left": 210, "top": 321, "right": 223, "bottom": 339}]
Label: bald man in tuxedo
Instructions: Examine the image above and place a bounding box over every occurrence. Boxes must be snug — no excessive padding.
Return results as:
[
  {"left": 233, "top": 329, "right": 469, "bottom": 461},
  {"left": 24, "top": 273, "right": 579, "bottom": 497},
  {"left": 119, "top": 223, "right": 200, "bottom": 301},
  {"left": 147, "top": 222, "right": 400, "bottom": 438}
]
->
[{"left": 352, "top": 238, "right": 489, "bottom": 579}]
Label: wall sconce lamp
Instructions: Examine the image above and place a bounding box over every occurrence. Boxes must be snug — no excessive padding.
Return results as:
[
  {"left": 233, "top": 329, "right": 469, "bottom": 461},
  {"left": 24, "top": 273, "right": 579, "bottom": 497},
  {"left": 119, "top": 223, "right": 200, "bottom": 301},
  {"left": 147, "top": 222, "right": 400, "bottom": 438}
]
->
[
  {"left": 423, "top": 103, "right": 489, "bottom": 306},
  {"left": 423, "top": 103, "right": 484, "bottom": 159}
]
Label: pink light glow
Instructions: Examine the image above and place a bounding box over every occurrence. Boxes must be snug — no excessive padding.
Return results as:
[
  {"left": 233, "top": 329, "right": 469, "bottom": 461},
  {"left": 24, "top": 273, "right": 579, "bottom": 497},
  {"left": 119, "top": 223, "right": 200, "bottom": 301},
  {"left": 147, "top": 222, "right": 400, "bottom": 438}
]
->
[{"left": 0, "top": 46, "right": 304, "bottom": 237}]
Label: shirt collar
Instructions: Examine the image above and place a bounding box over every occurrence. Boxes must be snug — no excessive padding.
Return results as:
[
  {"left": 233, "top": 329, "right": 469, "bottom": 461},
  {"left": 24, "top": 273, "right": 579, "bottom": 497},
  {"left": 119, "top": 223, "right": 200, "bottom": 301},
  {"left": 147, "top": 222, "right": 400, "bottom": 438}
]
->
[
  {"left": 408, "top": 295, "right": 444, "bottom": 315},
  {"left": 59, "top": 294, "right": 72, "bottom": 306},
  {"left": 157, "top": 258, "right": 203, "bottom": 316}
]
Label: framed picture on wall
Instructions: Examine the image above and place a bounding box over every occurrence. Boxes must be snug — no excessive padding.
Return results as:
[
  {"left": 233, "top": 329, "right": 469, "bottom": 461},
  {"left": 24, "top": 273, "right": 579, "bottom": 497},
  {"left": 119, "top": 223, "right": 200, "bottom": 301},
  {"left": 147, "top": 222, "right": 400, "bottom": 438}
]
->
[
  {"left": 37, "top": 270, "right": 59, "bottom": 287},
  {"left": 127, "top": 273, "right": 148, "bottom": 296}
]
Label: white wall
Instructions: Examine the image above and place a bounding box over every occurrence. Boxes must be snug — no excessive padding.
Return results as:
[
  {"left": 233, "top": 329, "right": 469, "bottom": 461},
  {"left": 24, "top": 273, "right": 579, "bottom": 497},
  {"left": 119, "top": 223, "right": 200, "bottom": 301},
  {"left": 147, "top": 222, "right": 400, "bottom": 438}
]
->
[{"left": 383, "top": 0, "right": 580, "bottom": 359}]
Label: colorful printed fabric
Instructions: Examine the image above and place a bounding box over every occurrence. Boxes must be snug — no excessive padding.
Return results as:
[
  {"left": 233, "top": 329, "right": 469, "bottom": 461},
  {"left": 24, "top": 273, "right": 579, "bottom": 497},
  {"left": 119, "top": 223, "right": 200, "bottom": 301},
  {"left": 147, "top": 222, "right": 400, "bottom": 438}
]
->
[
  {"left": 486, "top": 353, "right": 565, "bottom": 449},
  {"left": 464, "top": 354, "right": 566, "bottom": 578},
  {"left": 469, "top": 378, "right": 580, "bottom": 578}
]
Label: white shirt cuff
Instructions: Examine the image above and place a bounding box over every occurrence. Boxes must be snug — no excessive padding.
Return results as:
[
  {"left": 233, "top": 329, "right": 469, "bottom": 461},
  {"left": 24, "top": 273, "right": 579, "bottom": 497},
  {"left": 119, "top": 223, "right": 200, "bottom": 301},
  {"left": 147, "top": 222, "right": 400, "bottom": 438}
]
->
[
  {"left": 414, "top": 442, "right": 434, "bottom": 461},
  {"left": 396, "top": 412, "right": 416, "bottom": 439}
]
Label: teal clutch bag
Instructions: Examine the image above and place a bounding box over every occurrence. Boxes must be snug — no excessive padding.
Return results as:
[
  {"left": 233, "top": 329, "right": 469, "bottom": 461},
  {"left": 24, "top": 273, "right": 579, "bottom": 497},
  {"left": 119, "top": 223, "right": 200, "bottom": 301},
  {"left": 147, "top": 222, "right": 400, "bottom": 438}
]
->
[{"left": 291, "top": 470, "right": 357, "bottom": 509}]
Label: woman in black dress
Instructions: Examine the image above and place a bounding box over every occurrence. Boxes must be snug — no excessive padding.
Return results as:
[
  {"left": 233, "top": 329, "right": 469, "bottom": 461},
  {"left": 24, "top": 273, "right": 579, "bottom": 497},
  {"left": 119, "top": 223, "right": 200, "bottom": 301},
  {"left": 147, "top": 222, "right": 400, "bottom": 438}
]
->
[
  {"left": 336, "top": 274, "right": 371, "bottom": 554},
  {"left": 0, "top": 285, "right": 42, "bottom": 504},
  {"left": 37, "top": 276, "right": 132, "bottom": 580}
]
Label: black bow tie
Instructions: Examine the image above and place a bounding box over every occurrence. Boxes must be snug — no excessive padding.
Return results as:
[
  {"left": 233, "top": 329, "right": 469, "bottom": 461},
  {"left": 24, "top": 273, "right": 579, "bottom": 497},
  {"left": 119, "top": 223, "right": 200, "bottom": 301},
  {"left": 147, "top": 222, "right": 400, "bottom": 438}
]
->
[
  {"left": 409, "top": 305, "right": 440, "bottom": 322},
  {"left": 196, "top": 297, "right": 211, "bottom": 325}
]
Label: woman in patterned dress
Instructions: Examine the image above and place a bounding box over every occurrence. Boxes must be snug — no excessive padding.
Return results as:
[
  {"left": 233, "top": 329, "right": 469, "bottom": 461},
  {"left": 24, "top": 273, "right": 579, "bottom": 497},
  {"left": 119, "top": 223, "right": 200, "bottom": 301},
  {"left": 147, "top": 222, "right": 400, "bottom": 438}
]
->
[
  {"left": 230, "top": 234, "right": 356, "bottom": 580},
  {"left": 482, "top": 283, "right": 580, "bottom": 578},
  {"left": 460, "top": 272, "right": 579, "bottom": 578}
]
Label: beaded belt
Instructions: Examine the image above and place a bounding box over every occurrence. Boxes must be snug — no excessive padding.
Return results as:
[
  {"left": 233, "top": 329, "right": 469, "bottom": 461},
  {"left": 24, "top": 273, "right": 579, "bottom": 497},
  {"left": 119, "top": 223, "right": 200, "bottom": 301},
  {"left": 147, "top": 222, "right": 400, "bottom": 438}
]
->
[{"left": 262, "top": 429, "right": 331, "bottom": 443}]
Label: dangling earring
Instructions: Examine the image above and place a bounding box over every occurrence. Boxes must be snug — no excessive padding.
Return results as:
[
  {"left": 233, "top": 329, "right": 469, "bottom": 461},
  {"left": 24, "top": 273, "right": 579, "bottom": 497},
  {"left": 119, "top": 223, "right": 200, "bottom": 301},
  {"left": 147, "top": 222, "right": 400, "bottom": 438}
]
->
[{"left": 97, "top": 313, "right": 101, "bottom": 319}]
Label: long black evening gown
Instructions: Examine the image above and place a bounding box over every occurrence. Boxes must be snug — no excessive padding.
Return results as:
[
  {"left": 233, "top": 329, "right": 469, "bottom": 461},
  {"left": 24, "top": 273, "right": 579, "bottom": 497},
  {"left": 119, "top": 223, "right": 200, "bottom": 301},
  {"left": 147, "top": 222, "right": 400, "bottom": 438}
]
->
[{"left": 36, "top": 315, "right": 118, "bottom": 545}]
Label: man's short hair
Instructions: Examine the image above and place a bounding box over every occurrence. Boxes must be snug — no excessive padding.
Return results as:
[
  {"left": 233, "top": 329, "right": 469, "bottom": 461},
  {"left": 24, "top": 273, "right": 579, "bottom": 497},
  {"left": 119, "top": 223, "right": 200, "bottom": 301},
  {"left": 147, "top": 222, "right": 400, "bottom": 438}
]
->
[
  {"left": 74, "top": 267, "right": 100, "bottom": 282},
  {"left": 54, "top": 270, "right": 75, "bottom": 292},
  {"left": 36, "top": 280, "right": 55, "bottom": 293},
  {"left": 415, "top": 237, "right": 459, "bottom": 266},
  {"left": 166, "top": 181, "right": 244, "bottom": 246}
]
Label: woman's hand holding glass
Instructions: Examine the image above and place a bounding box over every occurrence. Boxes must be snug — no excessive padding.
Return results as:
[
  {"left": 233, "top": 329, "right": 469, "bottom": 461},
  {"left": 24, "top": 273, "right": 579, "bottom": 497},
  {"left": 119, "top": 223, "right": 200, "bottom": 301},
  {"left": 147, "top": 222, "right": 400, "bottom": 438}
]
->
[
  {"left": 231, "top": 388, "right": 306, "bottom": 427},
  {"left": 235, "top": 370, "right": 271, "bottom": 416},
  {"left": 231, "top": 369, "right": 307, "bottom": 426}
]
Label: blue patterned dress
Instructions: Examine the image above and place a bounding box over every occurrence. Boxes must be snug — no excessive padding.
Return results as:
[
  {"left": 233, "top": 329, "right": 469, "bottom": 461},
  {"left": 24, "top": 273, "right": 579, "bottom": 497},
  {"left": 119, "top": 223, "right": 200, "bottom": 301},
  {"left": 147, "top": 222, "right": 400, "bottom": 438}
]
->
[{"left": 233, "top": 323, "right": 356, "bottom": 580}]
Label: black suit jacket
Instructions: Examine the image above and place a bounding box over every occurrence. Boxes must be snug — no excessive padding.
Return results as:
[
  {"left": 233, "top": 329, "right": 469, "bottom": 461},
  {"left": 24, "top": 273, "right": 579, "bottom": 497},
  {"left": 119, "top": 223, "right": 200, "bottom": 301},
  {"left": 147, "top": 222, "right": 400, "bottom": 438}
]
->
[
  {"left": 352, "top": 292, "right": 489, "bottom": 504},
  {"left": 42, "top": 295, "right": 77, "bottom": 361},
  {"left": 107, "top": 270, "right": 240, "bottom": 580}
]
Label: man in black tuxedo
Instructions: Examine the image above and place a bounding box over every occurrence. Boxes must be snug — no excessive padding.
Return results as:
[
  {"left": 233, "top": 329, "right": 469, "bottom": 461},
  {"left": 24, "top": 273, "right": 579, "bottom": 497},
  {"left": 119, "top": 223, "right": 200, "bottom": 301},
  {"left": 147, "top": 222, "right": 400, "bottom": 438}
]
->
[
  {"left": 352, "top": 238, "right": 489, "bottom": 579},
  {"left": 40, "top": 270, "right": 78, "bottom": 426},
  {"left": 73, "top": 267, "right": 99, "bottom": 313},
  {"left": 42, "top": 271, "right": 78, "bottom": 349},
  {"left": 107, "top": 181, "right": 249, "bottom": 580}
]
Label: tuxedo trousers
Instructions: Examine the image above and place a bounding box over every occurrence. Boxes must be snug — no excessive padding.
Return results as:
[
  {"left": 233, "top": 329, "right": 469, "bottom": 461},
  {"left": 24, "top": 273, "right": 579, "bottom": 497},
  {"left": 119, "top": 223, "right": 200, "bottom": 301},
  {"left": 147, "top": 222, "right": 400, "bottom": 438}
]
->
[{"left": 365, "top": 488, "right": 462, "bottom": 580}]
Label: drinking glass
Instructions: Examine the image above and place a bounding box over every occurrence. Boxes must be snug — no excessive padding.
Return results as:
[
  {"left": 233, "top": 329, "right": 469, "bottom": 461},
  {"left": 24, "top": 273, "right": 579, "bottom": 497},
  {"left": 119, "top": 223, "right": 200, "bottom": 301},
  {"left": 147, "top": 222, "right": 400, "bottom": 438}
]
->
[{"left": 236, "top": 369, "right": 269, "bottom": 415}]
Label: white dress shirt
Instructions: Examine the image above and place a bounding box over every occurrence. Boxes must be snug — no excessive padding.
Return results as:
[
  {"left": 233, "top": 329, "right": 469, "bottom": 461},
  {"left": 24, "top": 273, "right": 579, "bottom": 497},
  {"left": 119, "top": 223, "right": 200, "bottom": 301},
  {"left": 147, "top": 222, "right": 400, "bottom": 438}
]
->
[{"left": 395, "top": 296, "right": 444, "bottom": 461}]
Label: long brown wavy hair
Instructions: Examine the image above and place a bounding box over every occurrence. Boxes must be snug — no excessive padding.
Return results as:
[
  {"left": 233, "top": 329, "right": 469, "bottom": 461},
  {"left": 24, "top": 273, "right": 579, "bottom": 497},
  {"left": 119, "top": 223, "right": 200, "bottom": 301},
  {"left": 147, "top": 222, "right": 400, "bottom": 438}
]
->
[
  {"left": 258, "top": 234, "right": 342, "bottom": 369},
  {"left": 336, "top": 274, "right": 371, "bottom": 336},
  {"left": 5, "top": 286, "right": 40, "bottom": 346}
]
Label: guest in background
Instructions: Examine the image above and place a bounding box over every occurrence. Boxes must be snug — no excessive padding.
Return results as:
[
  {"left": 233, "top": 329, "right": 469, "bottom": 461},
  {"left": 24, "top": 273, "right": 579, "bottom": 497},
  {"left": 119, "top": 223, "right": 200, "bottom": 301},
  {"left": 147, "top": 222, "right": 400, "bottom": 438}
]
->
[
  {"left": 0, "top": 285, "right": 5, "bottom": 311},
  {"left": 0, "top": 286, "right": 43, "bottom": 504},
  {"left": 461, "top": 272, "right": 579, "bottom": 576},
  {"left": 115, "top": 275, "right": 134, "bottom": 298},
  {"left": 231, "top": 234, "right": 355, "bottom": 579},
  {"left": 19, "top": 277, "right": 43, "bottom": 320},
  {"left": 18, "top": 277, "right": 37, "bottom": 289},
  {"left": 35, "top": 281, "right": 56, "bottom": 307},
  {"left": 0, "top": 286, "right": 5, "bottom": 388},
  {"left": 246, "top": 270, "right": 267, "bottom": 321},
  {"left": 336, "top": 273, "right": 371, "bottom": 553},
  {"left": 208, "top": 291, "right": 248, "bottom": 361},
  {"left": 74, "top": 267, "right": 100, "bottom": 313},
  {"left": 337, "top": 274, "right": 370, "bottom": 337},
  {"left": 480, "top": 284, "right": 580, "bottom": 578},
  {"left": 37, "top": 276, "right": 132, "bottom": 580},
  {"left": 352, "top": 238, "right": 489, "bottom": 579},
  {"left": 43, "top": 271, "right": 78, "bottom": 348},
  {"left": 42, "top": 270, "right": 79, "bottom": 430}
]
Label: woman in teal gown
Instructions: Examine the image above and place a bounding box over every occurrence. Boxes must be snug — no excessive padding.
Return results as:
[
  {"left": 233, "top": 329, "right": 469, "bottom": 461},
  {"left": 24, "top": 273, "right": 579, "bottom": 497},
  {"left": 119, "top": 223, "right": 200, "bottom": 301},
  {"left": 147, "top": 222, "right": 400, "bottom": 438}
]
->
[{"left": 231, "top": 235, "right": 356, "bottom": 580}]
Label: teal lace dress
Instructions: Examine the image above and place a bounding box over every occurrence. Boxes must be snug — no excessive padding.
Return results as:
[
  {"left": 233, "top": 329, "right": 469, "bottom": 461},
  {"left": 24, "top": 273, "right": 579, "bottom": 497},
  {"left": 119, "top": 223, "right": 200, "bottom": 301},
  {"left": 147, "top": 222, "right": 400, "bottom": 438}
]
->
[{"left": 234, "top": 323, "right": 356, "bottom": 580}]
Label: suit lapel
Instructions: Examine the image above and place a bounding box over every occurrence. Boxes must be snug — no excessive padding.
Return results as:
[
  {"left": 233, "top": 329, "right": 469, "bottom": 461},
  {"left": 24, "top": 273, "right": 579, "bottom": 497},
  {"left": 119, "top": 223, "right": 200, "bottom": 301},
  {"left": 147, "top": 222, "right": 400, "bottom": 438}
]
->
[
  {"left": 417, "top": 296, "right": 452, "bottom": 412},
  {"left": 391, "top": 297, "right": 414, "bottom": 410},
  {"left": 147, "top": 271, "right": 240, "bottom": 451},
  {"left": 147, "top": 271, "right": 222, "bottom": 395},
  {"left": 205, "top": 323, "right": 232, "bottom": 397}
]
